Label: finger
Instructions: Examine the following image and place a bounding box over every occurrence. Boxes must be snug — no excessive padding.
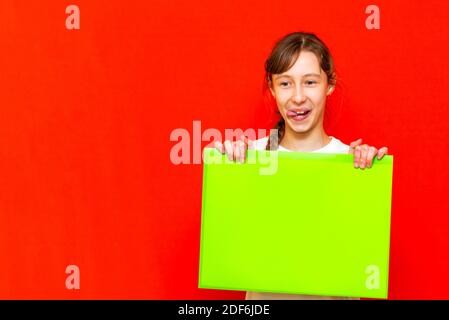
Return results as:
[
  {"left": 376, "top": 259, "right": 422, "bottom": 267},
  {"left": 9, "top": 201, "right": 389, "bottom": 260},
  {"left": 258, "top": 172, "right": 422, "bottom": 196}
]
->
[
  {"left": 377, "top": 147, "right": 388, "bottom": 160},
  {"left": 240, "top": 135, "right": 256, "bottom": 151},
  {"left": 234, "top": 141, "right": 240, "bottom": 163},
  {"left": 248, "top": 139, "right": 255, "bottom": 150},
  {"left": 239, "top": 141, "right": 246, "bottom": 163},
  {"left": 366, "top": 146, "right": 378, "bottom": 168},
  {"left": 354, "top": 145, "right": 361, "bottom": 168},
  {"left": 214, "top": 141, "right": 224, "bottom": 154},
  {"left": 224, "top": 140, "right": 234, "bottom": 161},
  {"left": 246, "top": 137, "right": 255, "bottom": 150},
  {"left": 359, "top": 144, "right": 369, "bottom": 169},
  {"left": 239, "top": 136, "right": 247, "bottom": 160},
  {"left": 348, "top": 138, "right": 363, "bottom": 154}
]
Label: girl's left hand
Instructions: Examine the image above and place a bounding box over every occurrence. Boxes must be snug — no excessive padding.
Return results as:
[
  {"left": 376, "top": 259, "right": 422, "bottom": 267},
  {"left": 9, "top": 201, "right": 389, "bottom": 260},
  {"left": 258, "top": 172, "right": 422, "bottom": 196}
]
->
[{"left": 348, "top": 138, "right": 388, "bottom": 169}]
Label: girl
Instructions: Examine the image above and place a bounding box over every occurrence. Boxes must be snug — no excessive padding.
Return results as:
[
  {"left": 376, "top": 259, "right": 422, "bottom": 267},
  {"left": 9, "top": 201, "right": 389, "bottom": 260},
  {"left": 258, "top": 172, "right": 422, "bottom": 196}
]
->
[{"left": 215, "top": 32, "right": 388, "bottom": 300}]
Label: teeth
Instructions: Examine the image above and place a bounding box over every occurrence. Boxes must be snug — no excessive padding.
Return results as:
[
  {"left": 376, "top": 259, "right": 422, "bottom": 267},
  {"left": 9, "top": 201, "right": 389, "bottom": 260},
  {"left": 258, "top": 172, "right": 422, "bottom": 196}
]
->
[{"left": 296, "top": 111, "right": 307, "bottom": 115}]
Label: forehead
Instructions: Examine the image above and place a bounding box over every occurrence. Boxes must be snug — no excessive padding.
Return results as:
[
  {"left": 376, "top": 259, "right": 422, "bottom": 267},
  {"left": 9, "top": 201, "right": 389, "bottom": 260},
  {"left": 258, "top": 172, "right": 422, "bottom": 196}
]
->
[{"left": 273, "top": 51, "right": 322, "bottom": 79}]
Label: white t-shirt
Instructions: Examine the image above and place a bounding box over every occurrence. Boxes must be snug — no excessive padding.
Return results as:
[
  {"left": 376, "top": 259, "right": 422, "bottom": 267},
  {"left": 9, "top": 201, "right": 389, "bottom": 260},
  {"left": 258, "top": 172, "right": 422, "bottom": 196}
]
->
[
  {"left": 245, "top": 136, "right": 359, "bottom": 300},
  {"left": 252, "top": 136, "right": 350, "bottom": 154}
]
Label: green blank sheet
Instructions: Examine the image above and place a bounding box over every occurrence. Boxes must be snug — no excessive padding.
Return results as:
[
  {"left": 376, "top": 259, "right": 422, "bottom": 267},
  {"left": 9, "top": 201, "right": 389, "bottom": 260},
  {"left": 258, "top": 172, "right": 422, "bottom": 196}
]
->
[{"left": 198, "top": 148, "right": 393, "bottom": 299}]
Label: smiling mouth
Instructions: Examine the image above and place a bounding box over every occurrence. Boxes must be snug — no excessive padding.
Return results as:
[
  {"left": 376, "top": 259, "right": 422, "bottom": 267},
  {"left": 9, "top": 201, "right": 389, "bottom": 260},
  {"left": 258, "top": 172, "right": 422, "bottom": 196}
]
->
[{"left": 286, "top": 109, "right": 312, "bottom": 121}]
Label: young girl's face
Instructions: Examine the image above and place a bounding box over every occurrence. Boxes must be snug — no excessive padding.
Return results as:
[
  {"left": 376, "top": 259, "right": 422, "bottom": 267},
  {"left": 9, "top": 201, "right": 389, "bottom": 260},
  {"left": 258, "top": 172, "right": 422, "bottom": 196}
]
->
[{"left": 270, "top": 51, "right": 333, "bottom": 135}]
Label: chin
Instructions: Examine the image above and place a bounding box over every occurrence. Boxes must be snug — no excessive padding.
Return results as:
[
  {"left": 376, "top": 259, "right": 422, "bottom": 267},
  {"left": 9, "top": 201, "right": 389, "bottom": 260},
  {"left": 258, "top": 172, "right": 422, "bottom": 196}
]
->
[
  {"left": 286, "top": 120, "right": 311, "bottom": 134},
  {"left": 292, "top": 127, "right": 311, "bottom": 134}
]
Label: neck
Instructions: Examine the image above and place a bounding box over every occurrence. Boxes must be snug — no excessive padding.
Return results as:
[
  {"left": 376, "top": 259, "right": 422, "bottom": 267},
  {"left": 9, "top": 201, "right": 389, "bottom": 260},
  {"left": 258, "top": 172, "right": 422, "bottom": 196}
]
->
[{"left": 279, "top": 123, "right": 331, "bottom": 152}]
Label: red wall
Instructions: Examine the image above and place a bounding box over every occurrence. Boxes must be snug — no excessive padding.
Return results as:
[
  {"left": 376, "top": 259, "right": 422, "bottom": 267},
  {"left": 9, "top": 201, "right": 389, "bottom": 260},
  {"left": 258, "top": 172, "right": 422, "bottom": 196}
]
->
[{"left": 0, "top": 0, "right": 448, "bottom": 299}]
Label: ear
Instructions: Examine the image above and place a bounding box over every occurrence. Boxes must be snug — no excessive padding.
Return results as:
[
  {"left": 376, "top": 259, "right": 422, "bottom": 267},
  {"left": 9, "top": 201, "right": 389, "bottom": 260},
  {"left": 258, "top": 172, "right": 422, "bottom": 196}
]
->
[
  {"left": 326, "top": 85, "right": 335, "bottom": 96},
  {"left": 268, "top": 79, "right": 275, "bottom": 97}
]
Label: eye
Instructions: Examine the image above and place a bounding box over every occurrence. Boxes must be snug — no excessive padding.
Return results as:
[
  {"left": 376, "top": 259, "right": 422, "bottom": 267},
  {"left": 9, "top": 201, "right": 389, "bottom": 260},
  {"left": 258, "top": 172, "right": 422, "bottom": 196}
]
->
[
  {"left": 279, "top": 82, "right": 290, "bottom": 87},
  {"left": 305, "top": 80, "right": 317, "bottom": 86}
]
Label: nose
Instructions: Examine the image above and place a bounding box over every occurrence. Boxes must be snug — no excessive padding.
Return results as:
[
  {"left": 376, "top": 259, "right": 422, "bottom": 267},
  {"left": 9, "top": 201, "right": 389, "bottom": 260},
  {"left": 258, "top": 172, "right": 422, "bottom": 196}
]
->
[{"left": 292, "top": 84, "right": 306, "bottom": 104}]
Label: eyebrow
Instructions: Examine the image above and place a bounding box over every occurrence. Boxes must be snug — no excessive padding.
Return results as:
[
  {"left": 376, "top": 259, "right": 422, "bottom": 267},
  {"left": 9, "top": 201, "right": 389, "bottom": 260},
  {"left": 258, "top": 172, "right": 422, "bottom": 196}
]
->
[{"left": 274, "top": 73, "right": 321, "bottom": 80}]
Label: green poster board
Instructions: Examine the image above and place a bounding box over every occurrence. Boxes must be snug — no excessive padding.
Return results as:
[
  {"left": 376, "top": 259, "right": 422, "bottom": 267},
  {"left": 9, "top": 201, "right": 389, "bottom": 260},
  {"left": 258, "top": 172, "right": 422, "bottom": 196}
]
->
[{"left": 198, "top": 148, "right": 393, "bottom": 299}]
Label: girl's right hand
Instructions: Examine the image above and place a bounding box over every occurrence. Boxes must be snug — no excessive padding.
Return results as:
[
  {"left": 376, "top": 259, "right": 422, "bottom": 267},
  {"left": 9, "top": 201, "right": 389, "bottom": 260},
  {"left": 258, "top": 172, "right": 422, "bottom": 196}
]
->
[{"left": 214, "top": 135, "right": 254, "bottom": 163}]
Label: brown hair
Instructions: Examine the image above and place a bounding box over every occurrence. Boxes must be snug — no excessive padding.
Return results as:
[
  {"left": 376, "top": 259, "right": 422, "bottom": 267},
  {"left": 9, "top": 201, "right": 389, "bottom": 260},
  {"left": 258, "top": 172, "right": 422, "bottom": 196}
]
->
[{"left": 264, "top": 32, "right": 337, "bottom": 150}]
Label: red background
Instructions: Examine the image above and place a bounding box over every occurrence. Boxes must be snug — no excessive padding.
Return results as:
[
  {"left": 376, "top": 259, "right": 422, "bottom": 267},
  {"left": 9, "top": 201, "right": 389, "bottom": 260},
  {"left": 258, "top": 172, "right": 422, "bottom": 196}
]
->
[{"left": 0, "top": 0, "right": 448, "bottom": 299}]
